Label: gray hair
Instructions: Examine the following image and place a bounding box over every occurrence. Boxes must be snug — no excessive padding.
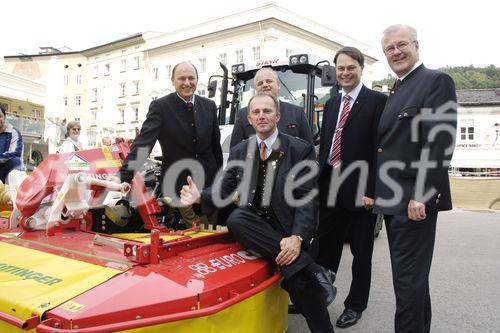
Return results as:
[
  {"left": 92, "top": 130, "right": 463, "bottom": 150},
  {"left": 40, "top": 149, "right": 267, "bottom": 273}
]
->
[{"left": 382, "top": 24, "right": 418, "bottom": 42}]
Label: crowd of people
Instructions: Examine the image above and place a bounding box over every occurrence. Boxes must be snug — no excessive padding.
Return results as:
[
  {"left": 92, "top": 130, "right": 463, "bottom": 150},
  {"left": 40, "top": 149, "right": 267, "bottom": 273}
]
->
[{"left": 2, "top": 23, "right": 457, "bottom": 333}]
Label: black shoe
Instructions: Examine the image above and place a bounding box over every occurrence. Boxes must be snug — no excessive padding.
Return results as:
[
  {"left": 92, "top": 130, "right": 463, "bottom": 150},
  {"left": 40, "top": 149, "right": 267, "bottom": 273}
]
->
[
  {"left": 336, "top": 308, "right": 362, "bottom": 328},
  {"left": 313, "top": 266, "right": 337, "bottom": 306},
  {"left": 288, "top": 303, "right": 300, "bottom": 314}
]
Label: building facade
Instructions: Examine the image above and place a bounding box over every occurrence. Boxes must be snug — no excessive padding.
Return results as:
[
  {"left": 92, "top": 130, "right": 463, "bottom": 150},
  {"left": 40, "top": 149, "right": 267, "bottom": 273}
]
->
[
  {"left": 451, "top": 88, "right": 500, "bottom": 174},
  {"left": 3, "top": 4, "right": 377, "bottom": 148}
]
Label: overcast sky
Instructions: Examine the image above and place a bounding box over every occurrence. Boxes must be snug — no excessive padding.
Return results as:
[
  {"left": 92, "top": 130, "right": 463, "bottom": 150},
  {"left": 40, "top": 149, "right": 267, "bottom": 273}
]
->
[{"left": 2, "top": 0, "right": 498, "bottom": 79}]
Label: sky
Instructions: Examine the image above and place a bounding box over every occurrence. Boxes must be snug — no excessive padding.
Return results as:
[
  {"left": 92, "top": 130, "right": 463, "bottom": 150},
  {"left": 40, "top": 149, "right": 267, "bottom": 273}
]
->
[{"left": 2, "top": 0, "right": 498, "bottom": 80}]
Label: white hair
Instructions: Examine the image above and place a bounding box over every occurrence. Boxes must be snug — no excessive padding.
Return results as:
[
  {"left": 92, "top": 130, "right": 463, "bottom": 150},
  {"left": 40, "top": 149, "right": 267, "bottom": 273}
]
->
[{"left": 382, "top": 24, "right": 418, "bottom": 42}]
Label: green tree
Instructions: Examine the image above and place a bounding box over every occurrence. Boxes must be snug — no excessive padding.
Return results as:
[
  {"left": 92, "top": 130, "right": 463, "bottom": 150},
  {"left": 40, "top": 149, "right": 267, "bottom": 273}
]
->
[{"left": 373, "top": 65, "right": 500, "bottom": 89}]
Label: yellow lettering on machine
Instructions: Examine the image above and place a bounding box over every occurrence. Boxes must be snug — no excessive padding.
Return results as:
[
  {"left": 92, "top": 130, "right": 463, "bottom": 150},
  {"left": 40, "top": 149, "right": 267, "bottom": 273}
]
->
[{"left": 0, "top": 242, "right": 122, "bottom": 325}]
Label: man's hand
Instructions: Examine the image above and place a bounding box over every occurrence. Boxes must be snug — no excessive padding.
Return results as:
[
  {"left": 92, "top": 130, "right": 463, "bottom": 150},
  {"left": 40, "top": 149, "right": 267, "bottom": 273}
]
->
[
  {"left": 180, "top": 176, "right": 201, "bottom": 206},
  {"left": 408, "top": 199, "right": 426, "bottom": 221},
  {"left": 232, "top": 191, "right": 240, "bottom": 206},
  {"left": 362, "top": 196, "right": 374, "bottom": 210},
  {"left": 275, "top": 235, "right": 302, "bottom": 266}
]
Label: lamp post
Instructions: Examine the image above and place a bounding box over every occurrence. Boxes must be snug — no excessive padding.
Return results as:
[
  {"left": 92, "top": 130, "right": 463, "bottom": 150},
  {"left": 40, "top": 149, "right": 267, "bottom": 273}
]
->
[{"left": 494, "top": 123, "right": 500, "bottom": 146}]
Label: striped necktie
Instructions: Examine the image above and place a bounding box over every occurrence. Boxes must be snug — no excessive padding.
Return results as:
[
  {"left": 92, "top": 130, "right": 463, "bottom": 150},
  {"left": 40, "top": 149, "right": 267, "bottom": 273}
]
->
[{"left": 329, "top": 94, "right": 351, "bottom": 167}]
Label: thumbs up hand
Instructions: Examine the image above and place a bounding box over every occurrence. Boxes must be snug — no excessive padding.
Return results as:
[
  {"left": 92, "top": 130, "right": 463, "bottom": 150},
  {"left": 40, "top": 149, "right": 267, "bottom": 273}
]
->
[{"left": 180, "top": 176, "right": 201, "bottom": 206}]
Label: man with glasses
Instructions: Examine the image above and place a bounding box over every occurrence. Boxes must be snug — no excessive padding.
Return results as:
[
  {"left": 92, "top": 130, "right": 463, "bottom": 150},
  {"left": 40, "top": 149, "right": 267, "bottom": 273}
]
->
[
  {"left": 316, "top": 46, "right": 387, "bottom": 328},
  {"left": 374, "top": 24, "right": 457, "bottom": 332},
  {"left": 230, "top": 68, "right": 313, "bottom": 147}
]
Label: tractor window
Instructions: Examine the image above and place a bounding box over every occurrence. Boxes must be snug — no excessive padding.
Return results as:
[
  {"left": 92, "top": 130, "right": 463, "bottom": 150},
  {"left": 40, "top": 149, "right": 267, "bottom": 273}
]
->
[
  {"left": 313, "top": 75, "right": 337, "bottom": 132},
  {"left": 238, "top": 71, "right": 309, "bottom": 110}
]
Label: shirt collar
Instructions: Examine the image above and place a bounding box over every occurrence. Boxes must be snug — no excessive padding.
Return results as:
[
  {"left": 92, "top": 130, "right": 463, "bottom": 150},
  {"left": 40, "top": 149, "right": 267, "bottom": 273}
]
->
[
  {"left": 176, "top": 93, "right": 196, "bottom": 104},
  {"left": 256, "top": 128, "right": 279, "bottom": 150},
  {"left": 341, "top": 82, "right": 363, "bottom": 101},
  {"left": 398, "top": 61, "right": 422, "bottom": 81}
]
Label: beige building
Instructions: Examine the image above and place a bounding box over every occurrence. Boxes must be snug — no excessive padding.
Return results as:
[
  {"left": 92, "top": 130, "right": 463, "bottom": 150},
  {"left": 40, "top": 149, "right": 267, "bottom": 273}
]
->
[
  {"left": 451, "top": 88, "right": 500, "bottom": 174},
  {"left": 3, "top": 4, "right": 377, "bottom": 147},
  {"left": 0, "top": 68, "right": 47, "bottom": 166},
  {"left": 81, "top": 33, "right": 157, "bottom": 146}
]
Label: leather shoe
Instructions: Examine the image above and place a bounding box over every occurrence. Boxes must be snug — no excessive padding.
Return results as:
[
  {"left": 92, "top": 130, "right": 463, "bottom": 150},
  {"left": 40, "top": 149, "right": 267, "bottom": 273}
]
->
[
  {"left": 288, "top": 303, "right": 300, "bottom": 314},
  {"left": 336, "top": 308, "right": 362, "bottom": 328},
  {"left": 312, "top": 266, "right": 337, "bottom": 306}
]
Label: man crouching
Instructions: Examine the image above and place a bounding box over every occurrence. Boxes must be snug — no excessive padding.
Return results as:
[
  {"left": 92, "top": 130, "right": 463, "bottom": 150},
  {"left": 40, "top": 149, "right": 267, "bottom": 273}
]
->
[{"left": 181, "top": 93, "right": 336, "bottom": 332}]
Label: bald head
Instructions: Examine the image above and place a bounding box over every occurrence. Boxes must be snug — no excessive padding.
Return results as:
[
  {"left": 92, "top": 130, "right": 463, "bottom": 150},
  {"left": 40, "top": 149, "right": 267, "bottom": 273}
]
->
[
  {"left": 171, "top": 62, "right": 199, "bottom": 100},
  {"left": 254, "top": 68, "right": 280, "bottom": 98}
]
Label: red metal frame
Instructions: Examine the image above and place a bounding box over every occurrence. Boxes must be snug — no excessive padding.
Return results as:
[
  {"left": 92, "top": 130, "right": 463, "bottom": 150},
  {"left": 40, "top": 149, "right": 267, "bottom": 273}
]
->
[
  {"left": 14, "top": 144, "right": 169, "bottom": 235},
  {"left": 0, "top": 312, "right": 39, "bottom": 330},
  {"left": 1, "top": 146, "right": 284, "bottom": 332},
  {"left": 36, "top": 267, "right": 281, "bottom": 333}
]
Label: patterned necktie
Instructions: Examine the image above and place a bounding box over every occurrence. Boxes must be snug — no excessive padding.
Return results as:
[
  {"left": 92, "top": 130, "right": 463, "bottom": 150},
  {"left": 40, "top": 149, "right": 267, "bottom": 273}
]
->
[
  {"left": 260, "top": 141, "right": 267, "bottom": 161},
  {"left": 329, "top": 94, "right": 351, "bottom": 167}
]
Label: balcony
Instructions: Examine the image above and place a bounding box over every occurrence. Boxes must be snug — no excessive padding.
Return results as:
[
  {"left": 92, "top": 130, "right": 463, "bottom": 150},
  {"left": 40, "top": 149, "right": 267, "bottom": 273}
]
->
[{"left": 6, "top": 115, "right": 45, "bottom": 138}]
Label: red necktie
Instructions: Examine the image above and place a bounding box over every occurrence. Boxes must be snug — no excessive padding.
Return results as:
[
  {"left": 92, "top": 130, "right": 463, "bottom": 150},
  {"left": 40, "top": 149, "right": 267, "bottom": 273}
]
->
[
  {"left": 393, "top": 79, "right": 402, "bottom": 91},
  {"left": 329, "top": 94, "right": 351, "bottom": 167},
  {"left": 260, "top": 141, "right": 267, "bottom": 161}
]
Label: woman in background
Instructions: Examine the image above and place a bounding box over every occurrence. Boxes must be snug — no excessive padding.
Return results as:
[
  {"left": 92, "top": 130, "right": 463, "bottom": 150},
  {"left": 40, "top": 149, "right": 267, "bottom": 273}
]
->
[{"left": 59, "top": 121, "right": 84, "bottom": 153}]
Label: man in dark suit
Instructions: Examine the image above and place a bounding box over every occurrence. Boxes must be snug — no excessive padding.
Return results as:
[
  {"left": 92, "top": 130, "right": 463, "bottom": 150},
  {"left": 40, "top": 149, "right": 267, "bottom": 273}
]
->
[
  {"left": 120, "top": 62, "right": 223, "bottom": 225},
  {"left": 374, "top": 24, "right": 457, "bottom": 333},
  {"left": 181, "top": 93, "right": 336, "bottom": 333},
  {"left": 316, "top": 47, "right": 387, "bottom": 328},
  {"left": 230, "top": 67, "right": 313, "bottom": 147}
]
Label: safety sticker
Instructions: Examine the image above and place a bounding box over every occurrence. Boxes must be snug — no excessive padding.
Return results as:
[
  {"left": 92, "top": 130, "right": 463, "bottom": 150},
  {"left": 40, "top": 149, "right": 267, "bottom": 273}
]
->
[
  {"left": 59, "top": 300, "right": 86, "bottom": 313},
  {"left": 65, "top": 154, "right": 90, "bottom": 171},
  {"left": 102, "top": 146, "right": 113, "bottom": 160}
]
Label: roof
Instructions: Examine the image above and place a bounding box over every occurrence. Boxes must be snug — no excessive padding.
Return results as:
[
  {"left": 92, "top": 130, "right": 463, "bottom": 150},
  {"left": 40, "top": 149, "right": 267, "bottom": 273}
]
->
[
  {"left": 80, "top": 33, "right": 144, "bottom": 56},
  {"left": 457, "top": 89, "right": 500, "bottom": 106},
  {"left": 4, "top": 51, "right": 81, "bottom": 59}
]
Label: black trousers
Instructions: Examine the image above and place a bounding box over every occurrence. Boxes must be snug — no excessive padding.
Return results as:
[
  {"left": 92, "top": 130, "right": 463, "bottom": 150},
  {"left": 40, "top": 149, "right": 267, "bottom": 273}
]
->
[
  {"left": 0, "top": 158, "right": 22, "bottom": 183},
  {"left": 385, "top": 211, "right": 438, "bottom": 333},
  {"left": 317, "top": 205, "right": 376, "bottom": 313},
  {"left": 226, "top": 207, "right": 334, "bottom": 333}
]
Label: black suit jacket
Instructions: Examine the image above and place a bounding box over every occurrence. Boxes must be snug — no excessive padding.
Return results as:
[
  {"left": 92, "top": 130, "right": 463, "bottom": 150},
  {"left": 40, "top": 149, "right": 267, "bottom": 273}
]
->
[
  {"left": 201, "top": 133, "right": 318, "bottom": 244},
  {"left": 318, "top": 85, "right": 387, "bottom": 210},
  {"left": 373, "top": 65, "right": 457, "bottom": 215},
  {"left": 121, "top": 93, "right": 223, "bottom": 194},
  {"left": 230, "top": 101, "right": 313, "bottom": 148}
]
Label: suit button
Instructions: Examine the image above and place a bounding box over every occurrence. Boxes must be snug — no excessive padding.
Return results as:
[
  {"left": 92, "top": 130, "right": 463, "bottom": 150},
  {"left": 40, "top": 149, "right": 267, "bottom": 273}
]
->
[
  {"left": 191, "top": 123, "right": 195, "bottom": 127},
  {"left": 435, "top": 199, "right": 440, "bottom": 204},
  {"left": 437, "top": 193, "right": 442, "bottom": 198},
  {"left": 252, "top": 190, "right": 256, "bottom": 194},
  {"left": 377, "top": 148, "right": 383, "bottom": 153},
  {"left": 195, "top": 154, "right": 199, "bottom": 158},
  {"left": 403, "top": 112, "right": 408, "bottom": 117},
  {"left": 193, "top": 139, "right": 197, "bottom": 143},
  {"left": 248, "top": 203, "right": 252, "bottom": 207}
]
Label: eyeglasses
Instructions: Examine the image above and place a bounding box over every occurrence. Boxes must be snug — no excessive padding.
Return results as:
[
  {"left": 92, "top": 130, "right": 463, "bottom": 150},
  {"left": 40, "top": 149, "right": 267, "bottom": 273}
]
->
[
  {"left": 383, "top": 41, "right": 415, "bottom": 55},
  {"left": 72, "top": 128, "right": 81, "bottom": 131}
]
